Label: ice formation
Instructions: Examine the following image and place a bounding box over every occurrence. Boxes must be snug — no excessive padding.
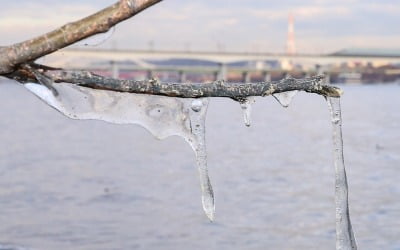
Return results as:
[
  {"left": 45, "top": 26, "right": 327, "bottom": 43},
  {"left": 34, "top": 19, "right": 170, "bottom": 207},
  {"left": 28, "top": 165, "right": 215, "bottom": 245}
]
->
[
  {"left": 272, "top": 90, "right": 298, "bottom": 108},
  {"left": 24, "top": 75, "right": 357, "bottom": 249},
  {"left": 24, "top": 79, "right": 215, "bottom": 221},
  {"left": 238, "top": 97, "right": 255, "bottom": 127},
  {"left": 189, "top": 98, "right": 215, "bottom": 221},
  {"left": 327, "top": 97, "right": 357, "bottom": 250},
  {"left": 76, "top": 27, "right": 115, "bottom": 47}
]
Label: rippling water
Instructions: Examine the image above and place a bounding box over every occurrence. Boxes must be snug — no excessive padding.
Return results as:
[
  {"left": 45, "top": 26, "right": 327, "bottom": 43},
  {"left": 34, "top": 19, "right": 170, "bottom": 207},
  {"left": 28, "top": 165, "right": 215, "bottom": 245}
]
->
[{"left": 0, "top": 80, "right": 399, "bottom": 250}]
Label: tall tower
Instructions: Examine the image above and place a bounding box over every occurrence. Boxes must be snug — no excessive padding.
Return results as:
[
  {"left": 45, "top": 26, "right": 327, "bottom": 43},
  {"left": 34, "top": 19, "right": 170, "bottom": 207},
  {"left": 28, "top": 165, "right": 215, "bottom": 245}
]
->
[{"left": 286, "top": 13, "right": 296, "bottom": 55}]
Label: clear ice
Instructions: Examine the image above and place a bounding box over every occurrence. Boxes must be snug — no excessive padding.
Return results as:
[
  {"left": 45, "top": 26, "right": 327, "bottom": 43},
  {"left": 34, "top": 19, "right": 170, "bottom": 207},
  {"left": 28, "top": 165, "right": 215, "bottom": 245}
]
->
[
  {"left": 75, "top": 27, "right": 115, "bottom": 47},
  {"left": 189, "top": 99, "right": 215, "bottom": 221},
  {"left": 23, "top": 76, "right": 356, "bottom": 247},
  {"left": 239, "top": 97, "right": 255, "bottom": 127},
  {"left": 272, "top": 90, "right": 298, "bottom": 108},
  {"left": 327, "top": 97, "right": 357, "bottom": 250},
  {"left": 24, "top": 80, "right": 215, "bottom": 221}
]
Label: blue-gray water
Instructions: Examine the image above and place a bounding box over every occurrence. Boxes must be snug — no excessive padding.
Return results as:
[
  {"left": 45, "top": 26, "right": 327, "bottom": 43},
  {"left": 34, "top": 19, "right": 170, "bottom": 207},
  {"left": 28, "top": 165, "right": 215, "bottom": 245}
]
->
[{"left": 0, "top": 80, "right": 399, "bottom": 250}]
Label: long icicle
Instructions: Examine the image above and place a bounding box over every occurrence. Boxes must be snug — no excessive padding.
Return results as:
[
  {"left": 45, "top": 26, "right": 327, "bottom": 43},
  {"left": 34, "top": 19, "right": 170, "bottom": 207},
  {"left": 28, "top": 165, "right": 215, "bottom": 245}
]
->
[
  {"left": 189, "top": 99, "right": 215, "bottom": 221},
  {"left": 327, "top": 97, "right": 357, "bottom": 250}
]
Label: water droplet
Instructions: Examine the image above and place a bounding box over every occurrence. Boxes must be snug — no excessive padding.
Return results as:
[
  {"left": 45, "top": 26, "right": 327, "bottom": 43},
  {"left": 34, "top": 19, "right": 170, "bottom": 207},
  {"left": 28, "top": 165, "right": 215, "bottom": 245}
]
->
[{"left": 191, "top": 99, "right": 203, "bottom": 112}]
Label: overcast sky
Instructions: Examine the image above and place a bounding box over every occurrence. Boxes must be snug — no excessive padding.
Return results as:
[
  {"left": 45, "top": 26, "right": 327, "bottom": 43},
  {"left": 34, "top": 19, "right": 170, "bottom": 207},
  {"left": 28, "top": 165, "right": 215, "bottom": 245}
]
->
[{"left": 0, "top": 0, "right": 399, "bottom": 54}]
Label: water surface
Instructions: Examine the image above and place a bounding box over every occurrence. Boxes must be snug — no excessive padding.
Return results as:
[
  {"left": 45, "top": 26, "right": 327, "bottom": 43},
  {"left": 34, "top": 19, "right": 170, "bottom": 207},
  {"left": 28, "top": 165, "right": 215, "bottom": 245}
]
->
[{"left": 0, "top": 80, "right": 399, "bottom": 250}]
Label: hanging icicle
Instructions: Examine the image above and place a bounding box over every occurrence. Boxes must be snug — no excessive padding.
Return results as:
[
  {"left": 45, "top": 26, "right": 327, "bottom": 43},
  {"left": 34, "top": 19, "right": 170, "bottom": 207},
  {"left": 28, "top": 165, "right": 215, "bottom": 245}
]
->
[
  {"left": 22, "top": 71, "right": 356, "bottom": 248},
  {"left": 327, "top": 97, "right": 357, "bottom": 250},
  {"left": 24, "top": 76, "right": 215, "bottom": 221},
  {"left": 188, "top": 99, "right": 215, "bottom": 221},
  {"left": 239, "top": 97, "right": 255, "bottom": 127}
]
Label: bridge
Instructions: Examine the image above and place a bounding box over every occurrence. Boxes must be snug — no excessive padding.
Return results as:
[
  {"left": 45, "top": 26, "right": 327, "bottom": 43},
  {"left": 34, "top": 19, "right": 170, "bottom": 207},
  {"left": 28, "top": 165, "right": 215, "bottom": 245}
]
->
[
  {"left": 45, "top": 48, "right": 400, "bottom": 69},
  {"left": 42, "top": 48, "right": 400, "bottom": 83}
]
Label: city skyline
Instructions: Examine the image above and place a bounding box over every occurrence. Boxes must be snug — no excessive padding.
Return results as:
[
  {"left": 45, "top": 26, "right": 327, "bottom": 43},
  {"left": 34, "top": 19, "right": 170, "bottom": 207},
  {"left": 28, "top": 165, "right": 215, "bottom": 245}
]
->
[{"left": 0, "top": 0, "right": 399, "bottom": 54}]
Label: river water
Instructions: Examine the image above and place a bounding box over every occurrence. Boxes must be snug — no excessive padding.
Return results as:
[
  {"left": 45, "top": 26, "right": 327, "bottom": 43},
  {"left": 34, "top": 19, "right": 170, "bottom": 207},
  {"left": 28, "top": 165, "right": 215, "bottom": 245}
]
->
[{"left": 0, "top": 80, "right": 399, "bottom": 250}]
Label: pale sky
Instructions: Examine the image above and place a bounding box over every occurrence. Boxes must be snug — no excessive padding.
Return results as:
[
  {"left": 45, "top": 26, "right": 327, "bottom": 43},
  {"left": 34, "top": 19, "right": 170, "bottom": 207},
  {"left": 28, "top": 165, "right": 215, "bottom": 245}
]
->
[{"left": 0, "top": 0, "right": 399, "bottom": 54}]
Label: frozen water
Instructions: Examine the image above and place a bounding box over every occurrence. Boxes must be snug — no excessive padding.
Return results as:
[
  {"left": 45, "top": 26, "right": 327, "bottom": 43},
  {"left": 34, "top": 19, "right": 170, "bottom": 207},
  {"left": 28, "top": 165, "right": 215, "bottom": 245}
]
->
[
  {"left": 24, "top": 81, "right": 214, "bottom": 220},
  {"left": 75, "top": 27, "right": 115, "bottom": 47},
  {"left": 188, "top": 99, "right": 215, "bottom": 221},
  {"left": 191, "top": 99, "right": 204, "bottom": 112},
  {"left": 327, "top": 97, "right": 357, "bottom": 250},
  {"left": 3, "top": 81, "right": 399, "bottom": 250},
  {"left": 22, "top": 77, "right": 354, "bottom": 237},
  {"left": 24, "top": 83, "right": 190, "bottom": 140},
  {"left": 272, "top": 90, "right": 299, "bottom": 108},
  {"left": 239, "top": 97, "right": 255, "bottom": 127}
]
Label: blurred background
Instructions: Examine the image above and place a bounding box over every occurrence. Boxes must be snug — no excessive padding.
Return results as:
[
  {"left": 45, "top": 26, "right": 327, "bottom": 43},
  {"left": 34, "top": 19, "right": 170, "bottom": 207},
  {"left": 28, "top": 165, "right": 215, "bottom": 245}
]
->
[
  {"left": 1, "top": 0, "right": 400, "bottom": 83},
  {"left": 0, "top": 0, "right": 399, "bottom": 249},
  {"left": 2, "top": 0, "right": 400, "bottom": 52}
]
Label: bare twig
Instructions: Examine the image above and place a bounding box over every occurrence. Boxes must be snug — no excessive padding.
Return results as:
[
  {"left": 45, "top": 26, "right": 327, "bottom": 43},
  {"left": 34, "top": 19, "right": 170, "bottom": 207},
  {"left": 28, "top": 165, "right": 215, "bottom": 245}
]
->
[{"left": 0, "top": 0, "right": 163, "bottom": 74}]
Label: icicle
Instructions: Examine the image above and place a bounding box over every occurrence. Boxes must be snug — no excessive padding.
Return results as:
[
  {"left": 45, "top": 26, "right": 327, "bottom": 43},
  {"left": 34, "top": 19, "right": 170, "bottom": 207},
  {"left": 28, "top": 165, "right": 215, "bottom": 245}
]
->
[
  {"left": 238, "top": 97, "right": 255, "bottom": 127},
  {"left": 76, "top": 26, "right": 115, "bottom": 47},
  {"left": 272, "top": 90, "right": 298, "bottom": 108},
  {"left": 326, "top": 97, "right": 357, "bottom": 250},
  {"left": 24, "top": 80, "right": 215, "bottom": 220},
  {"left": 188, "top": 99, "right": 215, "bottom": 221}
]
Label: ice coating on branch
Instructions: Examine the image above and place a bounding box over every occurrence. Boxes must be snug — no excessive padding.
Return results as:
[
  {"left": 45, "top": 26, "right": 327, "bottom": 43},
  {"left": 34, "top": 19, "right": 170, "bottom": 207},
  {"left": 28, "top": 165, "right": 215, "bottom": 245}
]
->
[
  {"left": 326, "top": 97, "right": 357, "bottom": 250},
  {"left": 25, "top": 82, "right": 190, "bottom": 139},
  {"left": 239, "top": 97, "right": 255, "bottom": 127},
  {"left": 272, "top": 90, "right": 298, "bottom": 108},
  {"left": 24, "top": 81, "right": 215, "bottom": 221}
]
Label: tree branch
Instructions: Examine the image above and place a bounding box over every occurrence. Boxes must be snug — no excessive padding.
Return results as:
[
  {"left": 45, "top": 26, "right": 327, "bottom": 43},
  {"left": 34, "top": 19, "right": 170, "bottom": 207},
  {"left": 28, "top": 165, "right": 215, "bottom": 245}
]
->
[
  {"left": 0, "top": 0, "right": 342, "bottom": 99},
  {"left": 6, "top": 65, "right": 342, "bottom": 98},
  {"left": 0, "top": 0, "right": 163, "bottom": 74}
]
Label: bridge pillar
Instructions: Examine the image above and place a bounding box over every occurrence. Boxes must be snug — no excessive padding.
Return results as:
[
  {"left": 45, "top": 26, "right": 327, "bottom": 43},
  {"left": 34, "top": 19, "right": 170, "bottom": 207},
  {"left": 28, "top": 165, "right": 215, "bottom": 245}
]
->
[
  {"left": 316, "top": 65, "right": 331, "bottom": 84},
  {"left": 242, "top": 71, "right": 251, "bottom": 83},
  {"left": 324, "top": 72, "right": 331, "bottom": 84},
  {"left": 110, "top": 61, "right": 119, "bottom": 78},
  {"left": 213, "top": 71, "right": 218, "bottom": 81},
  {"left": 262, "top": 71, "right": 271, "bottom": 82},
  {"left": 316, "top": 64, "right": 322, "bottom": 75},
  {"left": 147, "top": 70, "right": 154, "bottom": 79},
  {"left": 283, "top": 71, "right": 291, "bottom": 79},
  {"left": 217, "top": 63, "right": 227, "bottom": 81},
  {"left": 179, "top": 71, "right": 186, "bottom": 83}
]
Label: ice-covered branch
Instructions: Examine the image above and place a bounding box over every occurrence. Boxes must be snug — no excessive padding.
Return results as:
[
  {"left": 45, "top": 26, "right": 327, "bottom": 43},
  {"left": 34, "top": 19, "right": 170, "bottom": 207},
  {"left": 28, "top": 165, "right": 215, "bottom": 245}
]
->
[
  {"left": 0, "top": 0, "right": 162, "bottom": 74},
  {"left": 50, "top": 70, "right": 342, "bottom": 97},
  {"left": 7, "top": 66, "right": 343, "bottom": 98}
]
